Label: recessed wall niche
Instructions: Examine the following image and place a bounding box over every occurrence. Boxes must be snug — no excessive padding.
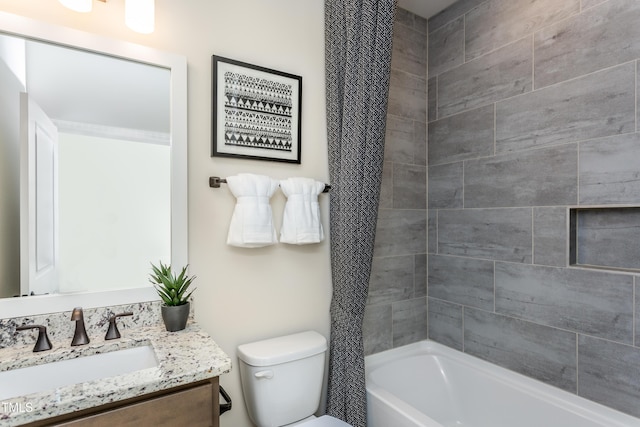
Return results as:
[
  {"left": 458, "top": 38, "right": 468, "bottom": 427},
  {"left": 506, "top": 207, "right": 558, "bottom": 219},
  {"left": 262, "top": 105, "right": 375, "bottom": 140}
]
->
[{"left": 570, "top": 207, "right": 640, "bottom": 272}]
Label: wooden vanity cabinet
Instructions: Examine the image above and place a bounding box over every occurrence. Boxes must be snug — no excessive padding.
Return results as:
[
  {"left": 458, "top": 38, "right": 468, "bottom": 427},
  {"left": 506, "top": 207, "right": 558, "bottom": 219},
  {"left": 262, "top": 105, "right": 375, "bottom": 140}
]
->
[{"left": 25, "top": 377, "right": 220, "bottom": 427}]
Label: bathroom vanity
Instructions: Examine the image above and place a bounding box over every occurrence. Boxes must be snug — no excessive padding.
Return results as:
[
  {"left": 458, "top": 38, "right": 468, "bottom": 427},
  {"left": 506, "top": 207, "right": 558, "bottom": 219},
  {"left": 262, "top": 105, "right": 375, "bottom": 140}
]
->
[
  {"left": 34, "top": 378, "right": 220, "bottom": 427},
  {"left": 0, "top": 321, "right": 232, "bottom": 427}
]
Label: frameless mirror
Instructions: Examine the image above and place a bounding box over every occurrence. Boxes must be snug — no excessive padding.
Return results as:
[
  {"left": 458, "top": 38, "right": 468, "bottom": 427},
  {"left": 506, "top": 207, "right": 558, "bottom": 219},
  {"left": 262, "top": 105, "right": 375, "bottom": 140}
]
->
[{"left": 0, "top": 12, "right": 187, "bottom": 318}]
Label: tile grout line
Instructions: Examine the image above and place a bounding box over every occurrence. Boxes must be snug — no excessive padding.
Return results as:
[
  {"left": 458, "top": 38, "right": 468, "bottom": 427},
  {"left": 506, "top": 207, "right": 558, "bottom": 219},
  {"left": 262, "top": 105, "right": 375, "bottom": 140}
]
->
[
  {"left": 493, "top": 102, "right": 497, "bottom": 156},
  {"left": 435, "top": 209, "right": 439, "bottom": 255},
  {"left": 493, "top": 260, "right": 496, "bottom": 313},
  {"left": 462, "top": 161, "right": 465, "bottom": 209},
  {"left": 435, "top": 75, "right": 438, "bottom": 122},
  {"left": 531, "top": 208, "right": 535, "bottom": 265},
  {"left": 531, "top": 33, "right": 536, "bottom": 92},
  {"left": 461, "top": 305, "right": 465, "bottom": 353},
  {"left": 576, "top": 333, "right": 580, "bottom": 395},
  {"left": 576, "top": 139, "right": 580, "bottom": 208},
  {"left": 462, "top": 13, "right": 466, "bottom": 65}
]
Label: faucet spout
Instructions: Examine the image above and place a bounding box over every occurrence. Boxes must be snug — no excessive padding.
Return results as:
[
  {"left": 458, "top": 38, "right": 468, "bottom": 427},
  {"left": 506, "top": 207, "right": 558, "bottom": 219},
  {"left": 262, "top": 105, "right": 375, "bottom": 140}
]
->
[{"left": 71, "top": 307, "right": 90, "bottom": 346}]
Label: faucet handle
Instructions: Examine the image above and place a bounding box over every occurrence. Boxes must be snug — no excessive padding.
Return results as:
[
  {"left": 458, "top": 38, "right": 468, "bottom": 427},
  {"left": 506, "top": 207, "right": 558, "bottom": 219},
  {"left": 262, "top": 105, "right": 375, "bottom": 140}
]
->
[
  {"left": 105, "top": 312, "right": 133, "bottom": 340},
  {"left": 16, "top": 325, "right": 53, "bottom": 352}
]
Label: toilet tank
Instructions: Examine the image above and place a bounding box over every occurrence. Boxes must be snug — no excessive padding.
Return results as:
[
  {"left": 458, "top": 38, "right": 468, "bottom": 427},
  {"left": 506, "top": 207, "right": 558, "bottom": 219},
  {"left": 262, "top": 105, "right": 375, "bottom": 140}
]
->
[{"left": 237, "top": 331, "right": 328, "bottom": 427}]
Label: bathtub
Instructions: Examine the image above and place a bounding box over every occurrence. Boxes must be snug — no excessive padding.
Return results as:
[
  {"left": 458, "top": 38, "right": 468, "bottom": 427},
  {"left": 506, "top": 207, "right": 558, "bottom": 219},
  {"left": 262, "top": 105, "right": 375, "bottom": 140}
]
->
[{"left": 365, "top": 340, "right": 640, "bottom": 427}]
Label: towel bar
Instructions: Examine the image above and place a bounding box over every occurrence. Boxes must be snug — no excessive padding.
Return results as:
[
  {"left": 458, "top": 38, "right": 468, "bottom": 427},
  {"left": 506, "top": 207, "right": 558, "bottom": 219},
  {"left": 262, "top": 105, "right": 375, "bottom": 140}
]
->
[{"left": 209, "top": 176, "right": 331, "bottom": 193}]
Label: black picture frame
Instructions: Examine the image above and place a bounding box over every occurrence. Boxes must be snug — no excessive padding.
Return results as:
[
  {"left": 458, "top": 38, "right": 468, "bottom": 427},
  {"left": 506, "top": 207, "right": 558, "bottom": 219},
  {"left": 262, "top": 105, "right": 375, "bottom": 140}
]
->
[{"left": 211, "top": 55, "right": 302, "bottom": 164}]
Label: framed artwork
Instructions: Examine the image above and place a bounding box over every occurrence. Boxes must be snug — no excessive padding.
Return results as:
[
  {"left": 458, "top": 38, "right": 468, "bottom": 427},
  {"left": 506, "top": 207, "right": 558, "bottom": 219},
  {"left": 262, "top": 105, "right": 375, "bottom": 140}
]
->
[{"left": 211, "top": 55, "right": 302, "bottom": 164}]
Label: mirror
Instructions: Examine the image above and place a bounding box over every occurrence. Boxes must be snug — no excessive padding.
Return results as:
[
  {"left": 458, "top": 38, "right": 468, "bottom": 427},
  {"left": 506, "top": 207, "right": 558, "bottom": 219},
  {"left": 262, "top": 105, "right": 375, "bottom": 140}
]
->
[{"left": 0, "top": 12, "right": 187, "bottom": 318}]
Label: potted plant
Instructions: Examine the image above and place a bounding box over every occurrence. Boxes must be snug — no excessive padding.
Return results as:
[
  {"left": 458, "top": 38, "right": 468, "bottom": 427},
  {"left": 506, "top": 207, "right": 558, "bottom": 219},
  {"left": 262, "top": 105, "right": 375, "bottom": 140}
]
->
[{"left": 149, "top": 261, "right": 196, "bottom": 332}]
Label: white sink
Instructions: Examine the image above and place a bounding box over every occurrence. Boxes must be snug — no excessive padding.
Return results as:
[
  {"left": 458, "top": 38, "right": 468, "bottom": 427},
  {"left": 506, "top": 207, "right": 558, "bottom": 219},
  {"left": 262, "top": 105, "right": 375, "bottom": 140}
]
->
[{"left": 0, "top": 345, "right": 158, "bottom": 400}]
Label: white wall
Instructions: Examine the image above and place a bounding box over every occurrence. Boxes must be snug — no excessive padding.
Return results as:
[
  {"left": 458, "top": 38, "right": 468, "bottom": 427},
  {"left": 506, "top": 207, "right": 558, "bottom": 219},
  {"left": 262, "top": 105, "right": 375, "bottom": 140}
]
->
[{"left": 0, "top": 1, "right": 329, "bottom": 426}]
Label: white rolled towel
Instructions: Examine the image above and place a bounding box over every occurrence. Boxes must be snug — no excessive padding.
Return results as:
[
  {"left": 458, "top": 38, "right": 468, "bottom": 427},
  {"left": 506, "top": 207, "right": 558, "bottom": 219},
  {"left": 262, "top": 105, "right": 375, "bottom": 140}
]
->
[
  {"left": 280, "top": 177, "right": 325, "bottom": 244},
  {"left": 226, "top": 173, "right": 279, "bottom": 247}
]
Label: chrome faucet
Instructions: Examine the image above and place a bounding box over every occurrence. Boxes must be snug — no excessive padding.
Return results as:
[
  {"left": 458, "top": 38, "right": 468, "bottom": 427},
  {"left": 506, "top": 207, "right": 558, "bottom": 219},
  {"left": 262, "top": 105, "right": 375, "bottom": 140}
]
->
[{"left": 70, "top": 307, "right": 90, "bottom": 346}]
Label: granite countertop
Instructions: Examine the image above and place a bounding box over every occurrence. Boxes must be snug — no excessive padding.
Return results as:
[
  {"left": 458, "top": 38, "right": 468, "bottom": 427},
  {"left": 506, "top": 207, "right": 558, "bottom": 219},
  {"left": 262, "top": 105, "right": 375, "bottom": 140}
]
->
[{"left": 0, "top": 322, "right": 232, "bottom": 426}]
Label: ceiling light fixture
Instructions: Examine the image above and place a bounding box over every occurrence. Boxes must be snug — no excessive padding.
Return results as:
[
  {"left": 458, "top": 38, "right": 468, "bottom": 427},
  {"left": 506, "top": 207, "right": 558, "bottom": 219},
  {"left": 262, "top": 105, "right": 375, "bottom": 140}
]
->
[
  {"left": 125, "top": 0, "right": 155, "bottom": 34},
  {"left": 59, "top": 0, "right": 154, "bottom": 34},
  {"left": 58, "top": 0, "right": 94, "bottom": 13}
]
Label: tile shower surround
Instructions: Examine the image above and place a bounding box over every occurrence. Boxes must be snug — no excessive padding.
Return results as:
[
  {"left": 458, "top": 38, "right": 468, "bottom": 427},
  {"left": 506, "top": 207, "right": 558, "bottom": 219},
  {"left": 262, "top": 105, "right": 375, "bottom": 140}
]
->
[
  {"left": 364, "top": 8, "right": 428, "bottom": 355},
  {"left": 366, "top": 0, "right": 640, "bottom": 420}
]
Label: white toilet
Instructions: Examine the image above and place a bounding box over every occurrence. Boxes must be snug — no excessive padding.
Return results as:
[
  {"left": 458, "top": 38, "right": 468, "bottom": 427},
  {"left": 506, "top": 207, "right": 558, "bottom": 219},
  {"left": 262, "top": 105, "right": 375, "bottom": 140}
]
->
[{"left": 237, "top": 330, "right": 352, "bottom": 427}]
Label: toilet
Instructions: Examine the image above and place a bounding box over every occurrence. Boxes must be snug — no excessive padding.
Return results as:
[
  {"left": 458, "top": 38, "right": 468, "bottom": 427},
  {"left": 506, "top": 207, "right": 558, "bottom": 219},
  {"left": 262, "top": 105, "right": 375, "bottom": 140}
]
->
[{"left": 237, "top": 331, "right": 352, "bottom": 427}]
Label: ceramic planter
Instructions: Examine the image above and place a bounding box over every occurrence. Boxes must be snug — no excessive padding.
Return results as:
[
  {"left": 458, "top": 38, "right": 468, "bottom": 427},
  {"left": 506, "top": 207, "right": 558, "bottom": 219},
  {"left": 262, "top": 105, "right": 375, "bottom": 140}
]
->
[{"left": 161, "top": 302, "right": 190, "bottom": 332}]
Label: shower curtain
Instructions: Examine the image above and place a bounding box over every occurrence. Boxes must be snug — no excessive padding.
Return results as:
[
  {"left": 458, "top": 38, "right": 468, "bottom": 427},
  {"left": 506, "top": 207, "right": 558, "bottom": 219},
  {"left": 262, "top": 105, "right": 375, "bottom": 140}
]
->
[{"left": 324, "top": 0, "right": 396, "bottom": 425}]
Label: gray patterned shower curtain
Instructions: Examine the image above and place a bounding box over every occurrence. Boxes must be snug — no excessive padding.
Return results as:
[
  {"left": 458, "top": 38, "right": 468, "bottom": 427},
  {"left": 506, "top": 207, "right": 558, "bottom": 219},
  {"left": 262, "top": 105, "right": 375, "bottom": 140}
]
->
[{"left": 325, "top": 1, "right": 396, "bottom": 425}]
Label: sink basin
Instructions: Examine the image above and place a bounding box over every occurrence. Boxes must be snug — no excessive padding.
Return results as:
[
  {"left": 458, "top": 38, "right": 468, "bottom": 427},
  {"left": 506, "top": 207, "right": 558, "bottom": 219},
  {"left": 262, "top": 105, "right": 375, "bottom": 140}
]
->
[{"left": 0, "top": 345, "right": 158, "bottom": 400}]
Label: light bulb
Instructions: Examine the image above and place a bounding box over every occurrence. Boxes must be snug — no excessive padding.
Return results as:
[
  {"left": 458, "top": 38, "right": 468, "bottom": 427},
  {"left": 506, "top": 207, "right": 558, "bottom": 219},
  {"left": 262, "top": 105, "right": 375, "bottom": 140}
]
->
[
  {"left": 125, "top": 0, "right": 155, "bottom": 34},
  {"left": 59, "top": 0, "right": 92, "bottom": 13}
]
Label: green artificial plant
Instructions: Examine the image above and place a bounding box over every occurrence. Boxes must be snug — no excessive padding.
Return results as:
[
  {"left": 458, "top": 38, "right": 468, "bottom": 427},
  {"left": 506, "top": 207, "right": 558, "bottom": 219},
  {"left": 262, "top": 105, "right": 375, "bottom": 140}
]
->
[{"left": 149, "top": 261, "right": 196, "bottom": 306}]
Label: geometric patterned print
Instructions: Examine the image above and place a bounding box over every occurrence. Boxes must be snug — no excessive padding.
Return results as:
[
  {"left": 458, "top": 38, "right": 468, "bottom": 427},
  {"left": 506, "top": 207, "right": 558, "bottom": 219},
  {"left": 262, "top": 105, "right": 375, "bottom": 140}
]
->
[
  {"left": 324, "top": 0, "right": 396, "bottom": 426},
  {"left": 224, "top": 71, "right": 293, "bottom": 152}
]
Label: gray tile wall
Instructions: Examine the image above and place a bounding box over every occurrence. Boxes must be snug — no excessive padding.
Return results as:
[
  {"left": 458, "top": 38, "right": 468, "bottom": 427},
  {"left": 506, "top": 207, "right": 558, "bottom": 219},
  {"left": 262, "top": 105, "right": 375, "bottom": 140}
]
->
[
  {"left": 427, "top": 0, "right": 640, "bottom": 418},
  {"left": 363, "top": 8, "right": 428, "bottom": 356}
]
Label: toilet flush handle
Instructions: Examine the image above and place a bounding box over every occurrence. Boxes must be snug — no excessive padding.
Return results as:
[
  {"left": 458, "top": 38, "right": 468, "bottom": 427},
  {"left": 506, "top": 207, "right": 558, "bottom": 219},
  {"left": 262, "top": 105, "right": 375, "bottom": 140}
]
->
[{"left": 254, "top": 370, "right": 274, "bottom": 379}]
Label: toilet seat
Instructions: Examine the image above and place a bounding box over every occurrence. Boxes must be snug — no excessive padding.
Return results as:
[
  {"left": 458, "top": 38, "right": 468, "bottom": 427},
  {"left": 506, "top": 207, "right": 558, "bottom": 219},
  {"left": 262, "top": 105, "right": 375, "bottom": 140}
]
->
[{"left": 296, "top": 415, "right": 352, "bottom": 427}]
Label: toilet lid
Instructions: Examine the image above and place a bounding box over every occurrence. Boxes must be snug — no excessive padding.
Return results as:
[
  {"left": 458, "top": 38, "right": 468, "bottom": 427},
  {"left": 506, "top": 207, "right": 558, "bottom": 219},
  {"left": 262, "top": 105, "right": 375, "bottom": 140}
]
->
[{"left": 297, "top": 415, "right": 352, "bottom": 427}]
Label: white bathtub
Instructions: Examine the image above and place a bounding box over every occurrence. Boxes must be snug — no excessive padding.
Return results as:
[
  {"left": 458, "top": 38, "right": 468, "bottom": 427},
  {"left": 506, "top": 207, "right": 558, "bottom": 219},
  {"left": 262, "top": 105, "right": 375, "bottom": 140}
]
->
[{"left": 365, "top": 340, "right": 640, "bottom": 427}]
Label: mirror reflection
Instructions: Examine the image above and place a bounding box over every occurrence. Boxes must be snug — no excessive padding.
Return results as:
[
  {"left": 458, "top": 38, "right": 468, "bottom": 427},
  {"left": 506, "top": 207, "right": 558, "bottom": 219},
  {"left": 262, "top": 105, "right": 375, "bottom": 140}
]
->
[{"left": 0, "top": 34, "right": 172, "bottom": 299}]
